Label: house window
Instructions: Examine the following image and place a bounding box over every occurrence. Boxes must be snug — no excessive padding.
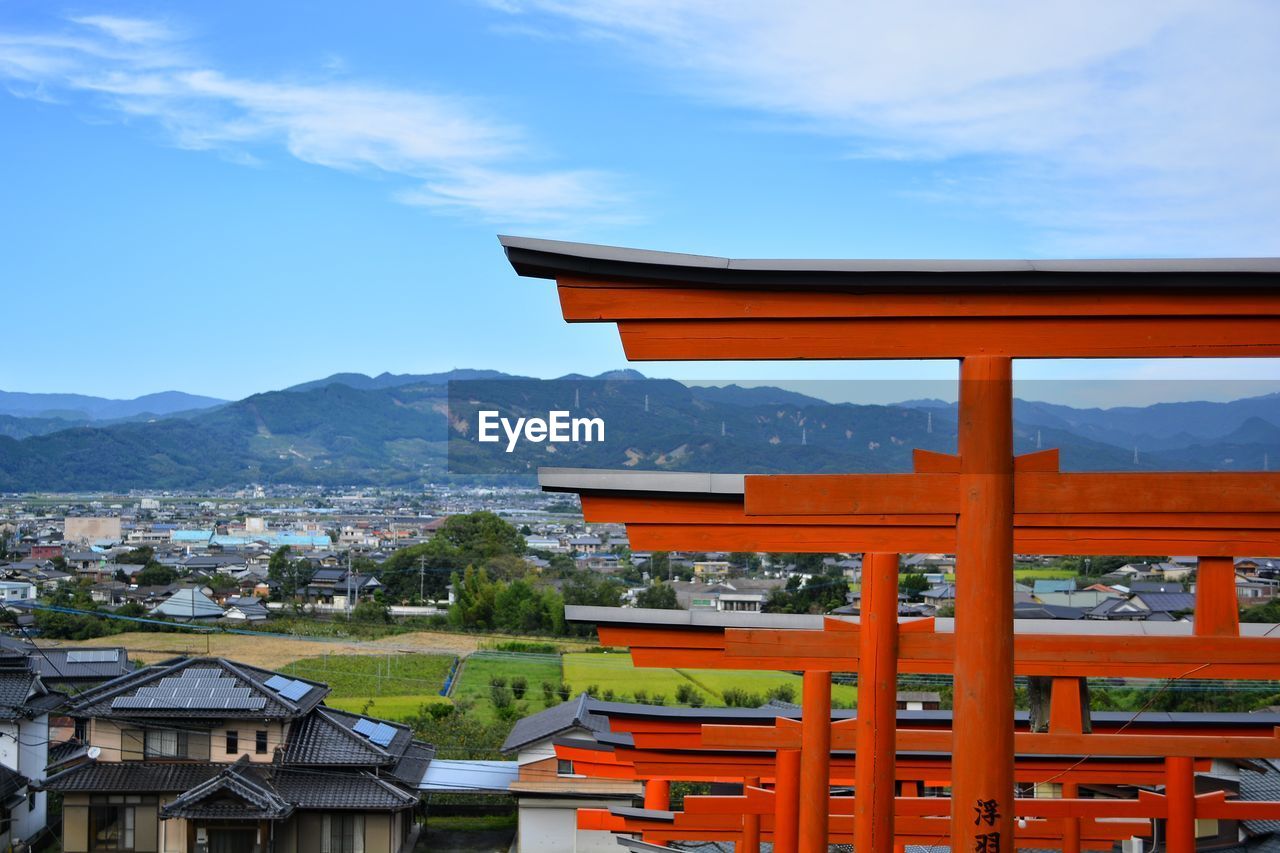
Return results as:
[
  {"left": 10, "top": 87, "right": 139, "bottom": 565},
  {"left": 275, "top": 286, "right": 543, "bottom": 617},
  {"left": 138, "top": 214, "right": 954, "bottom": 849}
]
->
[
  {"left": 557, "top": 759, "right": 575, "bottom": 776},
  {"left": 256, "top": 730, "right": 269, "bottom": 754},
  {"left": 145, "top": 729, "right": 188, "bottom": 759},
  {"left": 0, "top": 806, "right": 9, "bottom": 836},
  {"left": 90, "top": 804, "right": 134, "bottom": 850},
  {"left": 321, "top": 814, "right": 364, "bottom": 853},
  {"left": 226, "top": 731, "right": 238, "bottom": 753}
]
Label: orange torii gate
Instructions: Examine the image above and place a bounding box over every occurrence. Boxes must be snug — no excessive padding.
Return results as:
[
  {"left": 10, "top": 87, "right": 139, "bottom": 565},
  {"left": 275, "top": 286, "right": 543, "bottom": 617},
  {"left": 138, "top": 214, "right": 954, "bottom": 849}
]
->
[
  {"left": 552, "top": 705, "right": 1280, "bottom": 852},
  {"left": 501, "top": 235, "right": 1280, "bottom": 853}
]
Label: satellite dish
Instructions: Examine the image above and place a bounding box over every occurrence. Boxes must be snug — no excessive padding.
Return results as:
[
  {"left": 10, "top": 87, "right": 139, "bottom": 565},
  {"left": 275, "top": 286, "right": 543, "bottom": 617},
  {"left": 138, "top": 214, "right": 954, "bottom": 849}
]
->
[{"left": 87, "top": 747, "right": 102, "bottom": 760}]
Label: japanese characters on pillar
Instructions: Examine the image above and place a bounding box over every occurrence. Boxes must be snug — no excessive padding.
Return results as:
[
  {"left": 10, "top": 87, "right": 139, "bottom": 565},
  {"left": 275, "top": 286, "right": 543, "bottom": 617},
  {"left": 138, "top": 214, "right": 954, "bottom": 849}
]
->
[{"left": 975, "top": 798, "right": 1002, "bottom": 853}]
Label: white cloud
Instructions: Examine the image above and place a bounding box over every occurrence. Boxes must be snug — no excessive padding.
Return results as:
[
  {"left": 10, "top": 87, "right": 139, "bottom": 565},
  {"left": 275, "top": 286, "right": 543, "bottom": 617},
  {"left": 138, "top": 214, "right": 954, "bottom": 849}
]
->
[
  {"left": 0, "top": 16, "right": 627, "bottom": 225},
  {"left": 489, "top": 0, "right": 1280, "bottom": 254}
]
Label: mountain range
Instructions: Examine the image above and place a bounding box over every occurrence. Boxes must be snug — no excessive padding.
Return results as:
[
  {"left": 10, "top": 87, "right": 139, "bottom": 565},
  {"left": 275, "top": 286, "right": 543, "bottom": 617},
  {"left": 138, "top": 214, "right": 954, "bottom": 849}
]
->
[{"left": 0, "top": 371, "right": 1277, "bottom": 490}]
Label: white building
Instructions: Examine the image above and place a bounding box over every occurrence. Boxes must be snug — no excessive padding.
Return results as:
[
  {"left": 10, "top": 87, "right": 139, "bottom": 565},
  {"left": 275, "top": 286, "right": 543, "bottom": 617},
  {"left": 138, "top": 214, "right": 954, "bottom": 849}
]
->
[{"left": 500, "top": 696, "right": 642, "bottom": 853}]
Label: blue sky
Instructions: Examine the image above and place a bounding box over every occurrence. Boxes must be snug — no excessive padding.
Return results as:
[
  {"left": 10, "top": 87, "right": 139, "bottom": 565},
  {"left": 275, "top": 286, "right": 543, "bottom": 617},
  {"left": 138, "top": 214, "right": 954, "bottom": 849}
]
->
[{"left": 2, "top": 0, "right": 1279, "bottom": 404}]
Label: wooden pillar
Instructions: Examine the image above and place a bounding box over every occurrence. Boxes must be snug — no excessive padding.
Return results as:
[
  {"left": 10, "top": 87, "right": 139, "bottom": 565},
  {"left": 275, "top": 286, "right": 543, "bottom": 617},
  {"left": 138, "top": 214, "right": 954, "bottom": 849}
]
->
[
  {"left": 896, "top": 781, "right": 919, "bottom": 853},
  {"left": 856, "top": 552, "right": 900, "bottom": 853},
  {"left": 1165, "top": 756, "right": 1196, "bottom": 853},
  {"left": 798, "top": 670, "right": 832, "bottom": 853},
  {"left": 741, "top": 776, "right": 762, "bottom": 853},
  {"left": 954, "top": 356, "right": 1015, "bottom": 853},
  {"left": 643, "top": 778, "right": 670, "bottom": 843},
  {"left": 775, "top": 748, "right": 802, "bottom": 853},
  {"left": 644, "top": 778, "right": 670, "bottom": 810},
  {"left": 1195, "top": 556, "right": 1240, "bottom": 637},
  {"left": 1061, "top": 780, "right": 1081, "bottom": 853}
]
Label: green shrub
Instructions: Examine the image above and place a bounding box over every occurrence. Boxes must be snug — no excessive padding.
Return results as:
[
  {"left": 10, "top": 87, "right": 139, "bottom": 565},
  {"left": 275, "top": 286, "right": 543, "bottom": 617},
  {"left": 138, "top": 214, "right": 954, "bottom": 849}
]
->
[
  {"left": 511, "top": 676, "right": 528, "bottom": 699},
  {"left": 722, "top": 687, "right": 763, "bottom": 708},
  {"left": 490, "top": 684, "right": 513, "bottom": 709},
  {"left": 765, "top": 684, "right": 796, "bottom": 704}
]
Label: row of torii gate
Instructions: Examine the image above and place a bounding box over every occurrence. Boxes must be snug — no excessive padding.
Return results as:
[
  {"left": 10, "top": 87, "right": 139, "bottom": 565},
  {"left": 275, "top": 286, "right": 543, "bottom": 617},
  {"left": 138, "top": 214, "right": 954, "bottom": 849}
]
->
[{"left": 498, "top": 236, "right": 1280, "bottom": 853}]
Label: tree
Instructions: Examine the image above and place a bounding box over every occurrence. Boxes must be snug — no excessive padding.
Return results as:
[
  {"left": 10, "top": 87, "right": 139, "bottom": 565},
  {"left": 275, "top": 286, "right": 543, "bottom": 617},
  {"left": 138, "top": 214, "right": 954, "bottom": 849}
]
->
[
  {"left": 635, "top": 581, "right": 680, "bottom": 610},
  {"left": 900, "top": 573, "right": 929, "bottom": 600},
  {"left": 351, "top": 600, "right": 390, "bottom": 624},
  {"left": 117, "top": 546, "right": 155, "bottom": 565},
  {"left": 379, "top": 512, "right": 529, "bottom": 603},
  {"left": 431, "top": 511, "right": 526, "bottom": 560},
  {"left": 563, "top": 572, "right": 624, "bottom": 608},
  {"left": 135, "top": 563, "right": 177, "bottom": 587}
]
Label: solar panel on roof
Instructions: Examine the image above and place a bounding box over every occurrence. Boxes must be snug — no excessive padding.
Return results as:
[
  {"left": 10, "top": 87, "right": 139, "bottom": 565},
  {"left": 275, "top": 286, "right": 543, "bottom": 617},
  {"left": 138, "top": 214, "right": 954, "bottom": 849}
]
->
[
  {"left": 264, "top": 675, "right": 292, "bottom": 692},
  {"left": 65, "top": 649, "right": 118, "bottom": 663},
  {"left": 369, "top": 723, "right": 396, "bottom": 747},
  {"left": 278, "top": 679, "right": 311, "bottom": 702},
  {"left": 353, "top": 718, "right": 378, "bottom": 737}
]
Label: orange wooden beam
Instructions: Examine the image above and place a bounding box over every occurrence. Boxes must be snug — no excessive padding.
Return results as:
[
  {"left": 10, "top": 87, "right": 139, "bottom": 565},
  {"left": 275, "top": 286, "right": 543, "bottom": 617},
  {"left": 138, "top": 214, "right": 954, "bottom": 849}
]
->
[
  {"left": 555, "top": 279, "right": 1280, "bottom": 321},
  {"left": 701, "top": 720, "right": 1280, "bottom": 759},
  {"left": 745, "top": 471, "right": 1280, "bottom": 516},
  {"left": 608, "top": 626, "right": 1280, "bottom": 678},
  {"left": 615, "top": 317, "right": 1280, "bottom": 360}
]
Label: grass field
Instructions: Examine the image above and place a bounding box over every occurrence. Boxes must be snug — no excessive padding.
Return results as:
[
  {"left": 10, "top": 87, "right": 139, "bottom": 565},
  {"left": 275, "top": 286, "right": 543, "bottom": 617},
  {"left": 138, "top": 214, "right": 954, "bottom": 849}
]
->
[
  {"left": 451, "top": 651, "right": 564, "bottom": 723},
  {"left": 277, "top": 653, "right": 455, "bottom": 720},
  {"left": 563, "top": 652, "right": 857, "bottom": 706},
  {"left": 62, "top": 630, "right": 487, "bottom": 668},
  {"left": 1013, "top": 569, "right": 1081, "bottom": 581}
]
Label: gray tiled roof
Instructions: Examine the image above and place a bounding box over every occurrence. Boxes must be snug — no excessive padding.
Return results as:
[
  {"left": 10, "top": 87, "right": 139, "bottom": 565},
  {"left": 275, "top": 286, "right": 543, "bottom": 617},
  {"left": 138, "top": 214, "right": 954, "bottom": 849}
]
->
[
  {"left": 72, "top": 657, "right": 327, "bottom": 720},
  {"left": 1133, "top": 592, "right": 1198, "bottom": 612},
  {"left": 1243, "top": 758, "right": 1280, "bottom": 840},
  {"left": 390, "top": 741, "right": 436, "bottom": 787},
  {"left": 28, "top": 646, "right": 131, "bottom": 682},
  {"left": 282, "top": 708, "right": 396, "bottom": 766},
  {"left": 43, "top": 761, "right": 223, "bottom": 793},
  {"left": 272, "top": 769, "right": 417, "bottom": 810},
  {"left": 0, "top": 763, "right": 28, "bottom": 801},
  {"left": 159, "top": 757, "right": 293, "bottom": 821},
  {"left": 501, "top": 693, "right": 609, "bottom": 754}
]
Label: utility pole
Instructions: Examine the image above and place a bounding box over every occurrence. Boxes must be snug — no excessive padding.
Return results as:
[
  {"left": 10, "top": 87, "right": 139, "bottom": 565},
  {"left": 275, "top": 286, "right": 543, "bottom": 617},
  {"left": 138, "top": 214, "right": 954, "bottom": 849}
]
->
[{"left": 419, "top": 554, "right": 427, "bottom": 603}]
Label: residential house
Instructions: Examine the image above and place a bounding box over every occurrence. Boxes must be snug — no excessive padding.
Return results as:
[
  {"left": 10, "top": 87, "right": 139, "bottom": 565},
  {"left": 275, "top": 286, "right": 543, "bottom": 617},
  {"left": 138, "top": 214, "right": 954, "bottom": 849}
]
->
[
  {"left": 1034, "top": 590, "right": 1120, "bottom": 610},
  {"left": 567, "top": 535, "right": 603, "bottom": 554},
  {"left": 1129, "top": 591, "right": 1198, "bottom": 616},
  {"left": 89, "top": 582, "right": 128, "bottom": 607},
  {"left": 0, "top": 653, "right": 64, "bottom": 850},
  {"left": 1031, "top": 579, "right": 1075, "bottom": 596},
  {"left": 65, "top": 551, "right": 111, "bottom": 583},
  {"left": 692, "top": 561, "right": 731, "bottom": 581},
  {"left": 149, "top": 588, "right": 224, "bottom": 620},
  {"left": 921, "top": 584, "right": 956, "bottom": 609},
  {"left": 1086, "top": 598, "right": 1152, "bottom": 621},
  {"left": 0, "top": 638, "right": 130, "bottom": 694},
  {"left": 43, "top": 656, "right": 430, "bottom": 853},
  {"left": 669, "top": 579, "right": 785, "bottom": 613},
  {"left": 1014, "top": 602, "right": 1088, "bottom": 620},
  {"left": 896, "top": 691, "right": 942, "bottom": 711},
  {"left": 222, "top": 597, "right": 269, "bottom": 622},
  {"left": 29, "top": 544, "right": 62, "bottom": 561},
  {"left": 0, "top": 580, "right": 36, "bottom": 605},
  {"left": 501, "top": 695, "right": 642, "bottom": 853}
]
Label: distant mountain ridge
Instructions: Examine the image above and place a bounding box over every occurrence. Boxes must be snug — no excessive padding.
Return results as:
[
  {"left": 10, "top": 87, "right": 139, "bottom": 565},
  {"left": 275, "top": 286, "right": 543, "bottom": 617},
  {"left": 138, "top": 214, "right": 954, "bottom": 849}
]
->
[
  {"left": 0, "top": 389, "right": 226, "bottom": 421},
  {"left": 285, "top": 369, "right": 526, "bottom": 393},
  {"left": 0, "top": 371, "right": 1276, "bottom": 490}
]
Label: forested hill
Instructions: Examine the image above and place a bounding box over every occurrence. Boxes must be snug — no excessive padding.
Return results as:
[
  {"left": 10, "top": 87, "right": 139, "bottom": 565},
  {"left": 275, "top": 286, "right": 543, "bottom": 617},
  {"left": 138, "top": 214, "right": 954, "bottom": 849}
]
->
[{"left": 0, "top": 372, "right": 1277, "bottom": 490}]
